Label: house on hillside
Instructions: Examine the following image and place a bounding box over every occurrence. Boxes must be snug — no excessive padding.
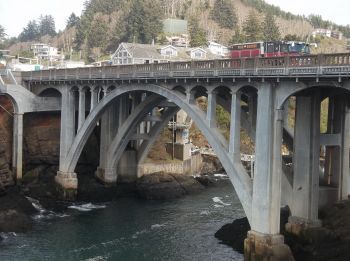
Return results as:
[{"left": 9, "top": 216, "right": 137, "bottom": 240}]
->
[
  {"left": 111, "top": 42, "right": 223, "bottom": 65},
  {"left": 31, "top": 43, "right": 62, "bottom": 61},
  {"left": 207, "top": 41, "right": 229, "bottom": 56},
  {"left": 312, "top": 28, "right": 343, "bottom": 40},
  {"left": 111, "top": 43, "right": 170, "bottom": 65},
  {"left": 159, "top": 45, "right": 178, "bottom": 58},
  {"left": 189, "top": 47, "right": 207, "bottom": 59}
]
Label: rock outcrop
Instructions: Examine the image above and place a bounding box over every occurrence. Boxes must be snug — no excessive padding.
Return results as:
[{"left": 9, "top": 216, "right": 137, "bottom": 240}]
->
[{"left": 136, "top": 172, "right": 205, "bottom": 200}]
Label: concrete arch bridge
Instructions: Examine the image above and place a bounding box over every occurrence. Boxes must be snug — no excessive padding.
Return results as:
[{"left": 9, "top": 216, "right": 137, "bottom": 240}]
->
[{"left": 1, "top": 53, "right": 350, "bottom": 259}]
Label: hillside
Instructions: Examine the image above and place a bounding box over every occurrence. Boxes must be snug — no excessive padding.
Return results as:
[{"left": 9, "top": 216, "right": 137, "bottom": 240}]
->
[{"left": 4, "top": 0, "right": 344, "bottom": 60}]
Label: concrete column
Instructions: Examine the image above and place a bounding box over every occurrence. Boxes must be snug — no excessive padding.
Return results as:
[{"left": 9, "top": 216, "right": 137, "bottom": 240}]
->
[
  {"left": 327, "top": 96, "right": 350, "bottom": 200},
  {"left": 248, "top": 94, "right": 257, "bottom": 128},
  {"left": 246, "top": 83, "right": 293, "bottom": 260},
  {"left": 59, "top": 88, "right": 76, "bottom": 170},
  {"left": 90, "top": 86, "right": 98, "bottom": 112},
  {"left": 341, "top": 100, "right": 350, "bottom": 198},
  {"left": 287, "top": 94, "right": 321, "bottom": 233},
  {"left": 186, "top": 89, "right": 195, "bottom": 104},
  {"left": 139, "top": 93, "right": 147, "bottom": 139},
  {"left": 229, "top": 90, "right": 241, "bottom": 160},
  {"left": 56, "top": 87, "right": 78, "bottom": 200},
  {"left": 206, "top": 89, "right": 217, "bottom": 128},
  {"left": 96, "top": 99, "right": 119, "bottom": 185},
  {"left": 251, "top": 83, "right": 283, "bottom": 235},
  {"left": 12, "top": 112, "right": 23, "bottom": 182},
  {"left": 78, "top": 87, "right": 86, "bottom": 130}
]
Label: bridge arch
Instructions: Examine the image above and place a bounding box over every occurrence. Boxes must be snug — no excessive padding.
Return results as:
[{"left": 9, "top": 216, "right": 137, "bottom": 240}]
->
[{"left": 61, "top": 84, "right": 253, "bottom": 222}]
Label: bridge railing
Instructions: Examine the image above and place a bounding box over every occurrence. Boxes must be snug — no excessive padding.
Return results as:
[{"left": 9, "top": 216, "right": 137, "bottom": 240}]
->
[{"left": 20, "top": 53, "right": 350, "bottom": 82}]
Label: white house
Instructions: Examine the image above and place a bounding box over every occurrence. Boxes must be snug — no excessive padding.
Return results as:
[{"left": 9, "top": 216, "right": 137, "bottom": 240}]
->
[
  {"left": 111, "top": 43, "right": 170, "bottom": 65},
  {"left": 159, "top": 45, "right": 178, "bottom": 58},
  {"left": 312, "top": 28, "right": 343, "bottom": 40},
  {"left": 189, "top": 47, "right": 207, "bottom": 59},
  {"left": 111, "top": 42, "right": 224, "bottom": 65},
  {"left": 31, "top": 43, "right": 62, "bottom": 61},
  {"left": 207, "top": 41, "right": 229, "bottom": 56}
]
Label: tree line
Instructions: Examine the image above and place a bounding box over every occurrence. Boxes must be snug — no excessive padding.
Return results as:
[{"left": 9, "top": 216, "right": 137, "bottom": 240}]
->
[{"left": 19, "top": 15, "right": 56, "bottom": 42}]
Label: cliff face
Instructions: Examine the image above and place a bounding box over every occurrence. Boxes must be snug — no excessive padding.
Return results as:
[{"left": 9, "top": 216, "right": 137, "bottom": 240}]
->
[
  {"left": 23, "top": 112, "right": 61, "bottom": 166},
  {"left": 0, "top": 104, "right": 100, "bottom": 186},
  {"left": 0, "top": 97, "right": 14, "bottom": 186}
]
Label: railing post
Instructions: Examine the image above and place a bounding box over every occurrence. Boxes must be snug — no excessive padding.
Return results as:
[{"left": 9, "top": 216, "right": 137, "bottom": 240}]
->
[
  {"left": 317, "top": 54, "right": 324, "bottom": 75},
  {"left": 214, "top": 59, "right": 219, "bottom": 76}
]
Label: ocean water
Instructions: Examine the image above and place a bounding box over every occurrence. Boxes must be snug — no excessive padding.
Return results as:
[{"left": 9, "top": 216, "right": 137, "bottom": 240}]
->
[{"left": 0, "top": 177, "right": 245, "bottom": 261}]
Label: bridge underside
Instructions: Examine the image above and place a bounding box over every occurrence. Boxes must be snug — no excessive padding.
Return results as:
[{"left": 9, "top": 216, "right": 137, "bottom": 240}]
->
[{"left": 2, "top": 74, "right": 350, "bottom": 260}]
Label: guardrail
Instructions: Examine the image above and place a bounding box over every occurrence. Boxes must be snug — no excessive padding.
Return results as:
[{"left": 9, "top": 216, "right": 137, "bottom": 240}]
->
[
  {"left": 0, "top": 69, "right": 17, "bottom": 85},
  {"left": 21, "top": 53, "right": 350, "bottom": 82}
]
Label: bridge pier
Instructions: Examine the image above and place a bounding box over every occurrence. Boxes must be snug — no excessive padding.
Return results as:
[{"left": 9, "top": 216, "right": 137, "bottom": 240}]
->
[
  {"left": 245, "top": 83, "right": 294, "bottom": 261},
  {"left": 206, "top": 89, "right": 217, "bottom": 128},
  {"left": 96, "top": 94, "right": 119, "bottom": 185},
  {"left": 286, "top": 94, "right": 322, "bottom": 235},
  {"left": 56, "top": 88, "right": 78, "bottom": 199},
  {"left": 323, "top": 96, "right": 350, "bottom": 200},
  {"left": 12, "top": 112, "right": 23, "bottom": 183},
  {"left": 55, "top": 171, "right": 78, "bottom": 200}
]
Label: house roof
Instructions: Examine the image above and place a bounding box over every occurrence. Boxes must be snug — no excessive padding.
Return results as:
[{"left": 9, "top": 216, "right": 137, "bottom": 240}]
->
[
  {"left": 112, "top": 42, "right": 226, "bottom": 61},
  {"left": 117, "top": 42, "right": 165, "bottom": 60}
]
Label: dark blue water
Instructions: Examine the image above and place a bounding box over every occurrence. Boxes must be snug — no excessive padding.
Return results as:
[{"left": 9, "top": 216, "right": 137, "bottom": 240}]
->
[{"left": 0, "top": 176, "right": 244, "bottom": 261}]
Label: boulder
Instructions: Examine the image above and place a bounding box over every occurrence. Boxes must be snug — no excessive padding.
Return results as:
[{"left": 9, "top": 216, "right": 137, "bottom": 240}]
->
[{"left": 136, "top": 172, "right": 204, "bottom": 200}]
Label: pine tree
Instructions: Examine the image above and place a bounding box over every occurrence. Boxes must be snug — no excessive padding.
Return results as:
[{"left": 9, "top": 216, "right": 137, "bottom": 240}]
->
[
  {"left": 210, "top": 0, "right": 237, "bottom": 29},
  {"left": 66, "top": 13, "right": 80, "bottom": 28},
  {"left": 189, "top": 17, "right": 207, "bottom": 47},
  {"left": 86, "top": 16, "right": 108, "bottom": 50},
  {"left": 126, "top": 0, "right": 163, "bottom": 44},
  {"left": 39, "top": 15, "right": 56, "bottom": 36},
  {"left": 262, "top": 12, "right": 280, "bottom": 41},
  {"left": 19, "top": 20, "right": 40, "bottom": 41},
  {"left": 242, "top": 11, "right": 262, "bottom": 42}
]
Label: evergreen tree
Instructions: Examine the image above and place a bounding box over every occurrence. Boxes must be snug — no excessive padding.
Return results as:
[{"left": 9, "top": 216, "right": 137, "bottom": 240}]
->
[
  {"left": 19, "top": 20, "right": 40, "bottom": 41},
  {"left": 189, "top": 17, "right": 207, "bottom": 47},
  {"left": 66, "top": 13, "right": 80, "bottom": 28},
  {"left": 242, "top": 11, "right": 262, "bottom": 42},
  {"left": 86, "top": 16, "right": 108, "bottom": 50},
  {"left": 0, "top": 25, "right": 6, "bottom": 41},
  {"left": 210, "top": 0, "right": 237, "bottom": 29},
  {"left": 39, "top": 15, "right": 56, "bottom": 36},
  {"left": 126, "top": 0, "right": 163, "bottom": 44},
  {"left": 262, "top": 12, "right": 280, "bottom": 41}
]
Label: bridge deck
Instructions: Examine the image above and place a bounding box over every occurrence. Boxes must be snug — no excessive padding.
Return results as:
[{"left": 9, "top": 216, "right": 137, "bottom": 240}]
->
[{"left": 20, "top": 53, "right": 350, "bottom": 82}]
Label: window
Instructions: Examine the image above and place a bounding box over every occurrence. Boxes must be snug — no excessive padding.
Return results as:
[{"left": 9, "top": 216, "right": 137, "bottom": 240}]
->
[{"left": 194, "top": 51, "right": 203, "bottom": 58}]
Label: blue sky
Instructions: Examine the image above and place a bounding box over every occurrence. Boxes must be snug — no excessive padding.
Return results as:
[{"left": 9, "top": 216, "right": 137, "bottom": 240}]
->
[{"left": 0, "top": 0, "right": 349, "bottom": 37}]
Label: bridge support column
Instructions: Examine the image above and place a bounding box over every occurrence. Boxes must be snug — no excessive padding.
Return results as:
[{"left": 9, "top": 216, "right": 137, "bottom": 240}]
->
[
  {"left": 12, "top": 112, "right": 23, "bottom": 183},
  {"left": 229, "top": 90, "right": 241, "bottom": 159},
  {"left": 96, "top": 99, "right": 119, "bottom": 185},
  {"left": 56, "top": 87, "right": 78, "bottom": 200},
  {"left": 245, "top": 83, "right": 294, "bottom": 261},
  {"left": 78, "top": 87, "right": 86, "bottom": 130},
  {"left": 286, "top": 94, "right": 321, "bottom": 235},
  {"left": 341, "top": 100, "right": 350, "bottom": 198},
  {"left": 324, "top": 96, "right": 350, "bottom": 200},
  {"left": 90, "top": 86, "right": 98, "bottom": 112},
  {"left": 206, "top": 89, "right": 217, "bottom": 128}
]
